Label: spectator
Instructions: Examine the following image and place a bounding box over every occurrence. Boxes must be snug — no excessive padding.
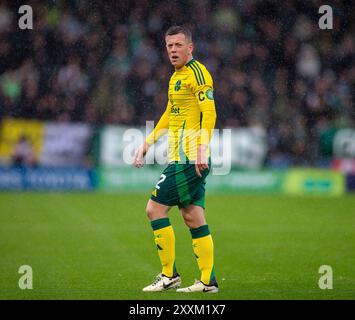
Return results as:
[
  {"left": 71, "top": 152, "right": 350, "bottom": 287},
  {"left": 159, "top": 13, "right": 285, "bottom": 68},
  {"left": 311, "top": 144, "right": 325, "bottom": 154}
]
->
[{"left": 11, "top": 135, "right": 37, "bottom": 167}]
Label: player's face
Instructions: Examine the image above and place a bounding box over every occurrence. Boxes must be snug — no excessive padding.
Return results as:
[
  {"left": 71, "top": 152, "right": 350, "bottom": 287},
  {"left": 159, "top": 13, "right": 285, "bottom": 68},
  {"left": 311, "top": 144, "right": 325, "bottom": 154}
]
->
[{"left": 165, "top": 33, "right": 193, "bottom": 69}]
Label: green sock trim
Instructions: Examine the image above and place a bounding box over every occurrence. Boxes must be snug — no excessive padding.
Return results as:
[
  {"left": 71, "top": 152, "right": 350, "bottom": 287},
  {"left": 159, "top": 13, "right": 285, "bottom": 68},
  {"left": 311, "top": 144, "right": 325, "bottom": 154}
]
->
[
  {"left": 162, "top": 261, "right": 177, "bottom": 278},
  {"left": 190, "top": 225, "right": 210, "bottom": 239},
  {"left": 173, "top": 261, "right": 177, "bottom": 276},
  {"left": 151, "top": 218, "right": 171, "bottom": 231},
  {"left": 209, "top": 266, "right": 216, "bottom": 284}
]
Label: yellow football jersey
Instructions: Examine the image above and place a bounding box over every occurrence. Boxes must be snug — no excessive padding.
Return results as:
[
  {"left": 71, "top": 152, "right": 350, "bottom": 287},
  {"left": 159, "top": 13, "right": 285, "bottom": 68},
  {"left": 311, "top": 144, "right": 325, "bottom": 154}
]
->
[{"left": 146, "top": 58, "right": 216, "bottom": 162}]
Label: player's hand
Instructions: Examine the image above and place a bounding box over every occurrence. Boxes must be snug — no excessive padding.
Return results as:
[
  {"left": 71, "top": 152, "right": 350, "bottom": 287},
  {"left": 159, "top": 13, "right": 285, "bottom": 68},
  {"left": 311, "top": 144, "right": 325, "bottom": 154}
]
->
[
  {"left": 195, "top": 144, "right": 209, "bottom": 178},
  {"left": 133, "top": 142, "right": 149, "bottom": 168}
]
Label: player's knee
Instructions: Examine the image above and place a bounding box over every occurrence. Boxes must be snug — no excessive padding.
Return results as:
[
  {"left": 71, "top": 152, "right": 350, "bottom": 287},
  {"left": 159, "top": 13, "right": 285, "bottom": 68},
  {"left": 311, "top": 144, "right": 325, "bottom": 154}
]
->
[
  {"left": 146, "top": 205, "right": 155, "bottom": 220},
  {"left": 182, "top": 210, "right": 206, "bottom": 229},
  {"left": 146, "top": 203, "right": 165, "bottom": 221},
  {"left": 182, "top": 213, "right": 194, "bottom": 227}
]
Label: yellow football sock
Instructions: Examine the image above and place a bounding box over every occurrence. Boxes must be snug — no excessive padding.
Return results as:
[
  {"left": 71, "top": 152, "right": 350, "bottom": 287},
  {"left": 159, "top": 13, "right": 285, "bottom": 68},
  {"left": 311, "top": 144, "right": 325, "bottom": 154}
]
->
[
  {"left": 190, "top": 225, "right": 216, "bottom": 285},
  {"left": 151, "top": 218, "right": 176, "bottom": 278}
]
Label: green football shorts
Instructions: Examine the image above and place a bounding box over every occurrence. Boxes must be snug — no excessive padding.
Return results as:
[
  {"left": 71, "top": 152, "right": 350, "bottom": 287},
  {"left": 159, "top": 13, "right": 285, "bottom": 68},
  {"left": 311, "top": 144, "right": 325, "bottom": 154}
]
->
[{"left": 150, "top": 161, "right": 210, "bottom": 209}]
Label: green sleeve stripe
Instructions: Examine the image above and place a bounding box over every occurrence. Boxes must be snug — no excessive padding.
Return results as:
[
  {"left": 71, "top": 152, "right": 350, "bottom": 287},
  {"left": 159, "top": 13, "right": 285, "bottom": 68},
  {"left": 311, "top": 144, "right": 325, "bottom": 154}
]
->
[
  {"left": 192, "top": 62, "right": 206, "bottom": 85},
  {"left": 188, "top": 64, "right": 201, "bottom": 86},
  {"left": 190, "top": 225, "right": 210, "bottom": 239},
  {"left": 151, "top": 217, "right": 171, "bottom": 231},
  {"left": 189, "top": 64, "right": 202, "bottom": 86}
]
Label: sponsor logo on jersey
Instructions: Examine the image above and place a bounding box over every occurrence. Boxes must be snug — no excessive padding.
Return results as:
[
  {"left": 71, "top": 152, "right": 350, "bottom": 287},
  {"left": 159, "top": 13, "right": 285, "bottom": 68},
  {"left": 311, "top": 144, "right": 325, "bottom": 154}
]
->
[{"left": 174, "top": 80, "right": 181, "bottom": 91}]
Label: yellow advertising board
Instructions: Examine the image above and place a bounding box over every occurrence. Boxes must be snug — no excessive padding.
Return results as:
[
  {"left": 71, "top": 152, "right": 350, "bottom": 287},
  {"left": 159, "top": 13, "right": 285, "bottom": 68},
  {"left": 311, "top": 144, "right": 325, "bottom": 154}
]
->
[
  {"left": 283, "top": 168, "right": 345, "bottom": 196},
  {"left": 0, "top": 118, "right": 44, "bottom": 162}
]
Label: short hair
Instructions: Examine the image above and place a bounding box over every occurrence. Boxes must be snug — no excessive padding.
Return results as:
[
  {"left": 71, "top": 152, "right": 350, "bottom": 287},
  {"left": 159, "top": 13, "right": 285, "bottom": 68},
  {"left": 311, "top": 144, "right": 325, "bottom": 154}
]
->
[{"left": 165, "top": 26, "right": 192, "bottom": 43}]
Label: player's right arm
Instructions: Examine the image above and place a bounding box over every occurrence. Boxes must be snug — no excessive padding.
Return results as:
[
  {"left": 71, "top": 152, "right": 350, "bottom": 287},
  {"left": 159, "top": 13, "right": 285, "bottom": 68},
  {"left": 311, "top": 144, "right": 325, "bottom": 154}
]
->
[
  {"left": 145, "top": 101, "right": 171, "bottom": 146},
  {"left": 133, "top": 102, "right": 170, "bottom": 168}
]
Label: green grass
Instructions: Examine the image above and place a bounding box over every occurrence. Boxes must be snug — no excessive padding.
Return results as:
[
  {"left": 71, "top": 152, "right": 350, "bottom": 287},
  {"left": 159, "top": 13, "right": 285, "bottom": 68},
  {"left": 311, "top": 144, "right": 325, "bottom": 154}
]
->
[{"left": 0, "top": 192, "right": 354, "bottom": 300}]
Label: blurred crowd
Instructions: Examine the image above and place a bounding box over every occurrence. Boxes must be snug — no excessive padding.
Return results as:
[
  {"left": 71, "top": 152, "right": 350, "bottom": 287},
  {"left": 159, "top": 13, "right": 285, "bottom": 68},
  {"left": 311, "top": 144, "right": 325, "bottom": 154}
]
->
[{"left": 0, "top": 0, "right": 354, "bottom": 166}]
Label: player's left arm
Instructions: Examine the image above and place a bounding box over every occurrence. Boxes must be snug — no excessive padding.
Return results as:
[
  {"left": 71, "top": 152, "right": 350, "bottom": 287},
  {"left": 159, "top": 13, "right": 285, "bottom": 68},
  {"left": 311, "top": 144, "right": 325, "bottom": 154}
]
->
[{"left": 193, "top": 70, "right": 217, "bottom": 176}]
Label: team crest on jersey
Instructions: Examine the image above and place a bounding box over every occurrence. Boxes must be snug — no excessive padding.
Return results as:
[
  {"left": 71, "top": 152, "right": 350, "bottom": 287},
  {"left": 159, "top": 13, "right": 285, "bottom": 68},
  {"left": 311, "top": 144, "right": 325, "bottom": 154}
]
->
[
  {"left": 174, "top": 80, "right": 181, "bottom": 91},
  {"left": 206, "top": 88, "right": 214, "bottom": 100}
]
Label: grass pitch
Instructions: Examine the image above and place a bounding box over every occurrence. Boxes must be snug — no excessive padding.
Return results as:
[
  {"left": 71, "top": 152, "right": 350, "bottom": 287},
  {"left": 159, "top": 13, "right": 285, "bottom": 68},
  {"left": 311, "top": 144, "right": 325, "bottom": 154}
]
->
[{"left": 0, "top": 192, "right": 354, "bottom": 300}]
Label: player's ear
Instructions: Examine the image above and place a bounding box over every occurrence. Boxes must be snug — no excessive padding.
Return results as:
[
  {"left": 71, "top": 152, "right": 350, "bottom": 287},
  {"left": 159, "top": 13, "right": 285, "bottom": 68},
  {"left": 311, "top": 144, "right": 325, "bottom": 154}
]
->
[{"left": 188, "top": 42, "right": 194, "bottom": 54}]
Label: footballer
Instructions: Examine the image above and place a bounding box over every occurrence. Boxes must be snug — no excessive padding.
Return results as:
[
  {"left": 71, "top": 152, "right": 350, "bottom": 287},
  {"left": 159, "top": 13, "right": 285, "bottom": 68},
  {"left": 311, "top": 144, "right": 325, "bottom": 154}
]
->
[{"left": 133, "top": 26, "right": 218, "bottom": 293}]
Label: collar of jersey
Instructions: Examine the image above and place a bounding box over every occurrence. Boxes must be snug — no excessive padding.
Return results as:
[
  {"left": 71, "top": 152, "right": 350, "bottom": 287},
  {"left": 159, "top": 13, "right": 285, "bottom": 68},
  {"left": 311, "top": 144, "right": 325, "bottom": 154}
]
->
[
  {"left": 185, "top": 58, "right": 195, "bottom": 67},
  {"left": 174, "top": 58, "right": 195, "bottom": 72}
]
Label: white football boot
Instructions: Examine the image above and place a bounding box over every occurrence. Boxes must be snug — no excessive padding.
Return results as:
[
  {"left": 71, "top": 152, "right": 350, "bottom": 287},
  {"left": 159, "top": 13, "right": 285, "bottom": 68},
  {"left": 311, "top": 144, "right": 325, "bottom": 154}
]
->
[
  {"left": 142, "top": 273, "right": 181, "bottom": 292},
  {"left": 176, "top": 279, "right": 219, "bottom": 293}
]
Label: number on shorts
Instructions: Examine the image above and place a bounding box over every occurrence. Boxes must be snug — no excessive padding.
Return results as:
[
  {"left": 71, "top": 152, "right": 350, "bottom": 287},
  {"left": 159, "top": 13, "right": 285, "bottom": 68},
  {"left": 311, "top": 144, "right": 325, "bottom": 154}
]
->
[{"left": 155, "top": 174, "right": 166, "bottom": 190}]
